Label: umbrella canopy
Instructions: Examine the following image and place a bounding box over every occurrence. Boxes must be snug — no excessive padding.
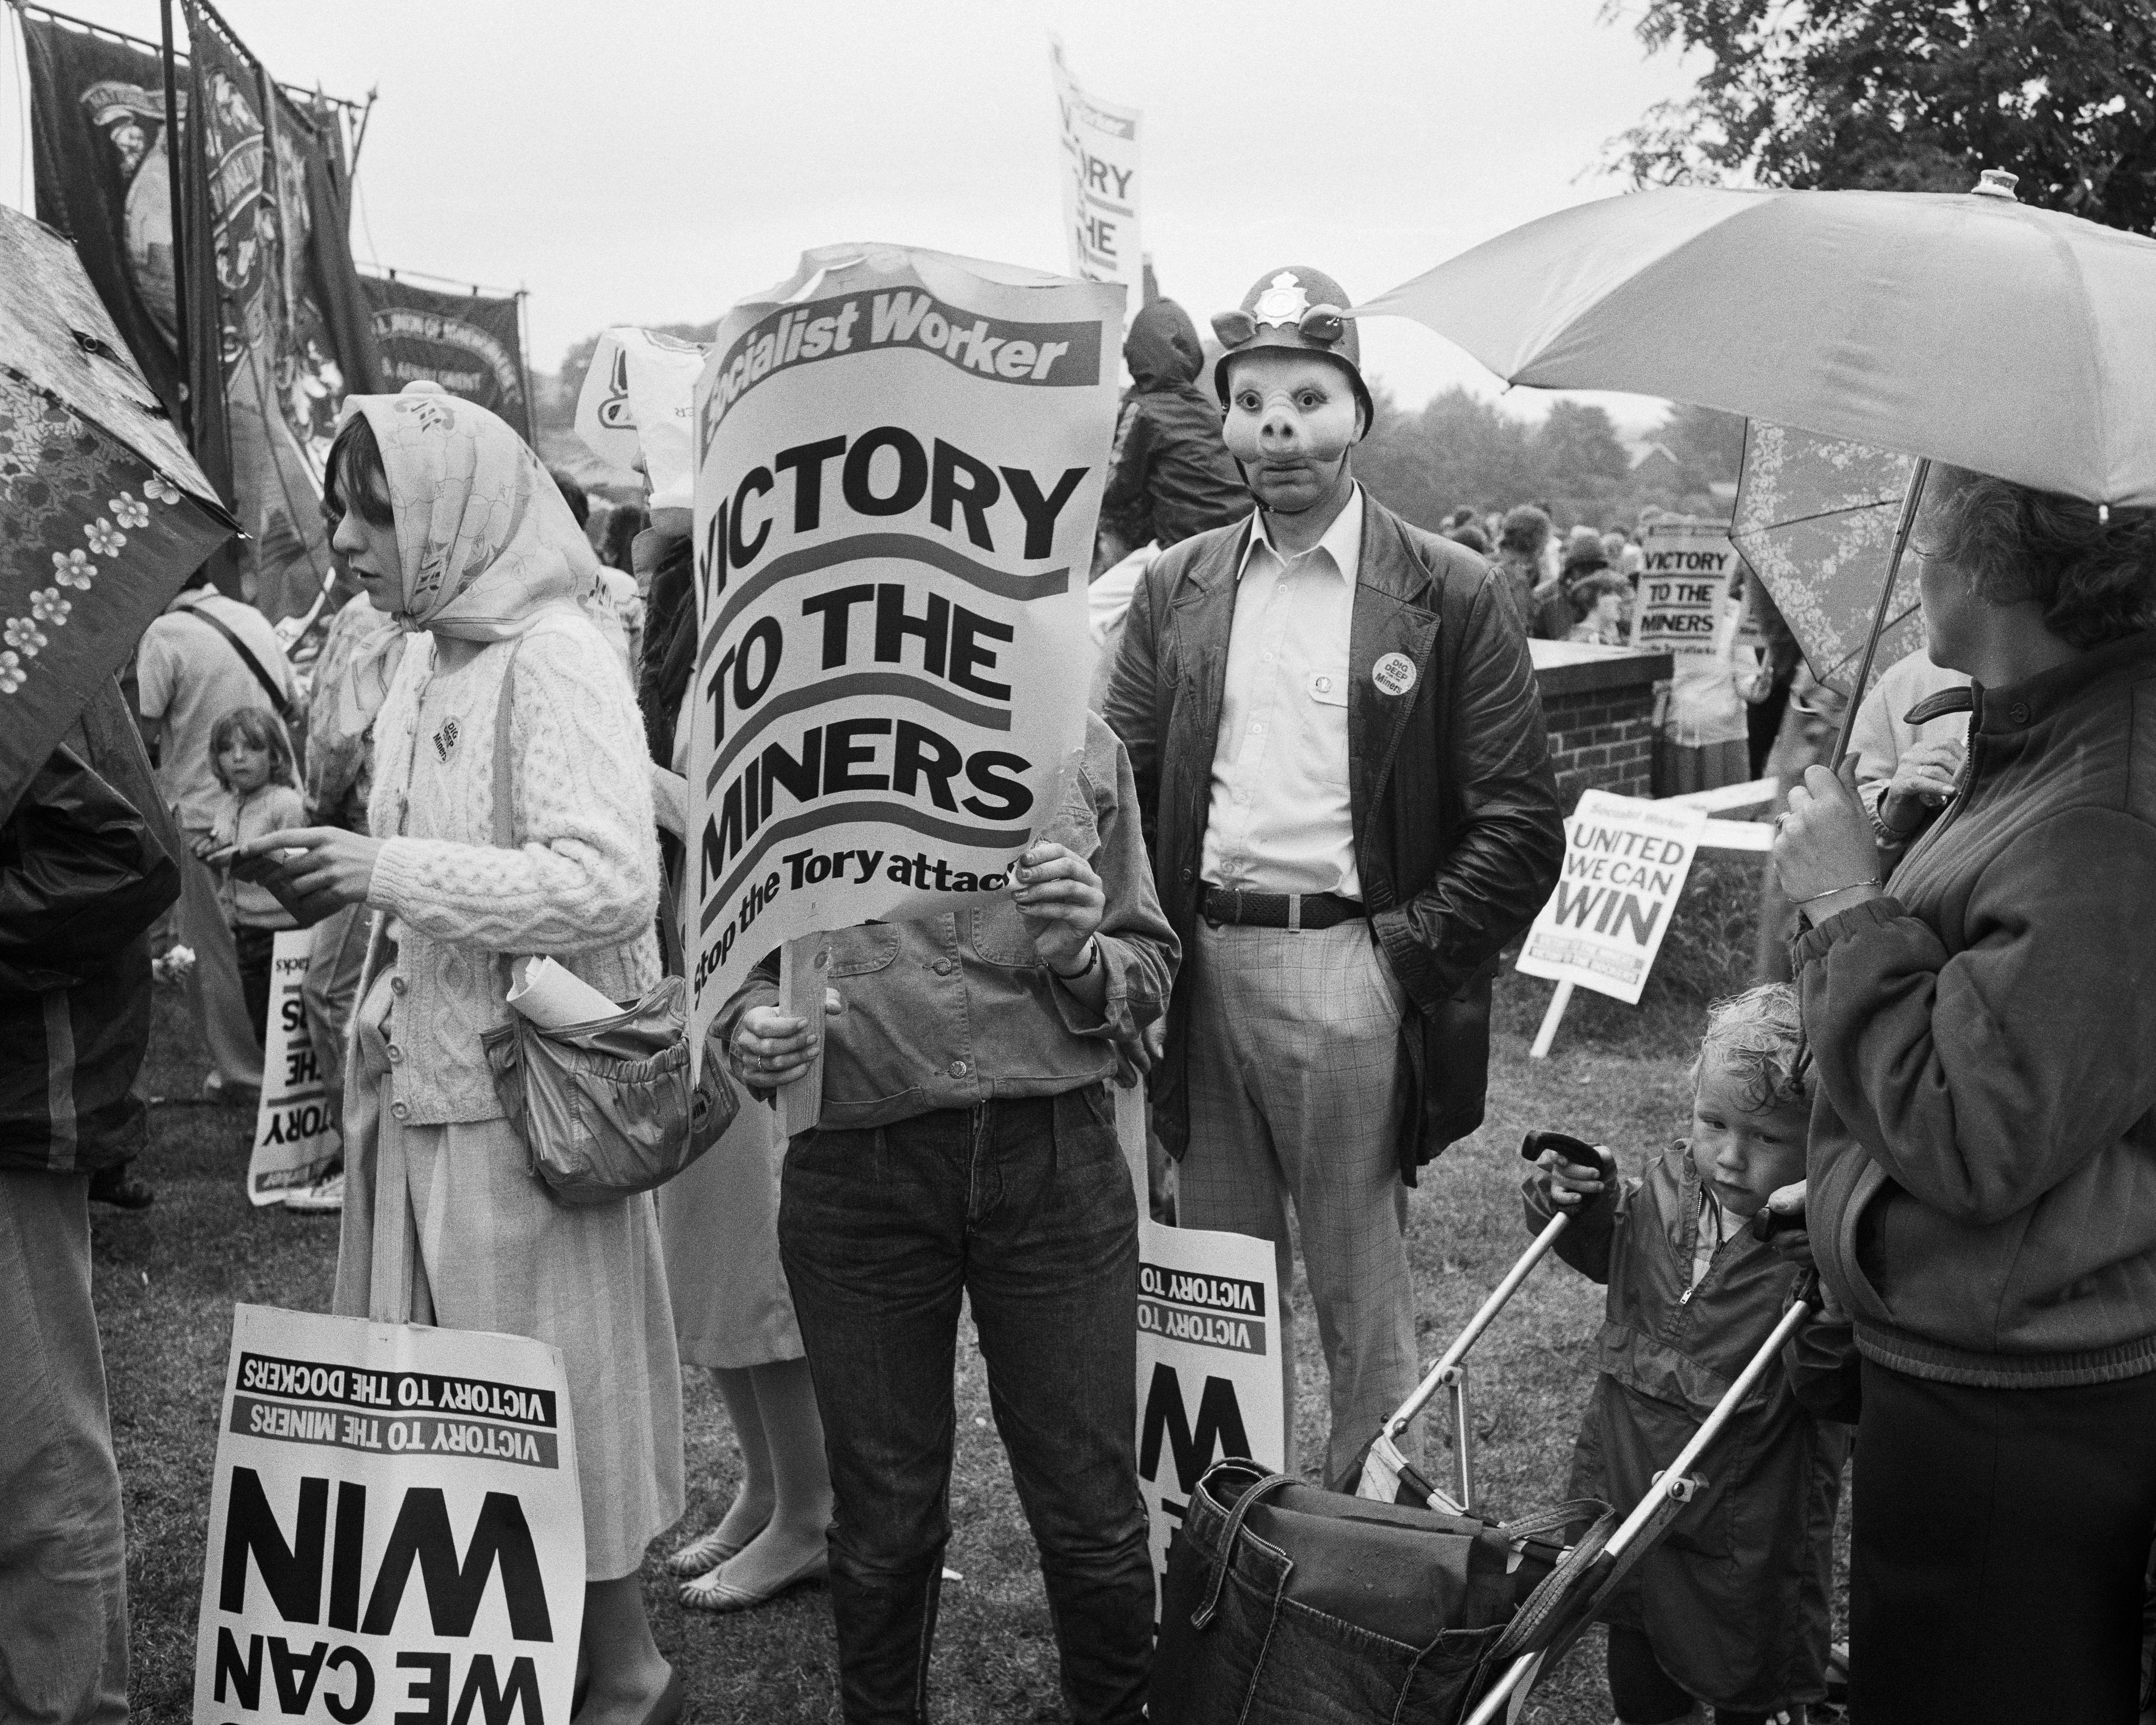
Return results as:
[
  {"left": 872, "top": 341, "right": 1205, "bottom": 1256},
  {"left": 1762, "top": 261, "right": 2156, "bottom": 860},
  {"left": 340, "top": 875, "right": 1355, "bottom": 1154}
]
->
[
  {"left": 1731, "top": 421, "right": 1924, "bottom": 697},
  {"left": 0, "top": 204, "right": 237, "bottom": 825},
  {"left": 1357, "top": 182, "right": 2156, "bottom": 506}
]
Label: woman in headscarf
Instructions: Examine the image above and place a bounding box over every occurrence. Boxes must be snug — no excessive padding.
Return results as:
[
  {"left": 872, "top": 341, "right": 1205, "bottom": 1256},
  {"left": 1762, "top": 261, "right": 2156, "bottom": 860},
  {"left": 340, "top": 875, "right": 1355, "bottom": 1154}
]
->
[{"left": 238, "top": 389, "right": 684, "bottom": 1725}]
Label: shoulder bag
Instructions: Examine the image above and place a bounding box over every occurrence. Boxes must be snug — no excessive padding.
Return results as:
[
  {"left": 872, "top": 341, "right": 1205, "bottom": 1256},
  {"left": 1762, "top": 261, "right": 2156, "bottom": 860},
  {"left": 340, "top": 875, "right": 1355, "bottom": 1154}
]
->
[{"left": 473, "top": 637, "right": 738, "bottom": 1204}]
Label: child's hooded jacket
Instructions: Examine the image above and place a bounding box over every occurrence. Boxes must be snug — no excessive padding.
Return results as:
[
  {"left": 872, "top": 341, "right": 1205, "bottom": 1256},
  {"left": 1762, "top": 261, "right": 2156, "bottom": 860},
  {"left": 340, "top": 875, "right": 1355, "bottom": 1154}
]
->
[{"left": 1526, "top": 1141, "right": 1852, "bottom": 1712}]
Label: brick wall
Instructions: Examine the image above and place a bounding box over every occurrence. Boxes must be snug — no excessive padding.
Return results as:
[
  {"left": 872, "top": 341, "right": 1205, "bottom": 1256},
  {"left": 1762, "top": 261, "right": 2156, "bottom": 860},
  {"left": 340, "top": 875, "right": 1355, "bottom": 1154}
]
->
[{"left": 1530, "top": 642, "right": 1672, "bottom": 808}]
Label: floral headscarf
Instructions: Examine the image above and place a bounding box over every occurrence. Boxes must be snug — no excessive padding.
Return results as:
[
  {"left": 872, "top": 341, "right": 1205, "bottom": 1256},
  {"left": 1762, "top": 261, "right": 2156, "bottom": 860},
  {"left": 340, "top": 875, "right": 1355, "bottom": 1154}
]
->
[{"left": 347, "top": 389, "right": 599, "bottom": 641}]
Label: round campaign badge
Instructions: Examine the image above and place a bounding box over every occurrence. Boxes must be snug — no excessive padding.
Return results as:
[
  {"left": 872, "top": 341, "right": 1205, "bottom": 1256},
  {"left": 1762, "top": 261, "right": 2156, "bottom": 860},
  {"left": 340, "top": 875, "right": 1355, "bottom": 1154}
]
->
[{"left": 1372, "top": 652, "right": 1417, "bottom": 697}]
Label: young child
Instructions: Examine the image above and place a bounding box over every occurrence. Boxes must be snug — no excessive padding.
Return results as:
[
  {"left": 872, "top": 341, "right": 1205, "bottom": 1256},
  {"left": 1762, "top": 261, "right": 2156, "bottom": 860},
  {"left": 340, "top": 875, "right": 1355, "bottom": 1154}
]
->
[
  {"left": 196, "top": 707, "right": 304, "bottom": 1047},
  {"left": 1525, "top": 984, "right": 1851, "bottom": 1725}
]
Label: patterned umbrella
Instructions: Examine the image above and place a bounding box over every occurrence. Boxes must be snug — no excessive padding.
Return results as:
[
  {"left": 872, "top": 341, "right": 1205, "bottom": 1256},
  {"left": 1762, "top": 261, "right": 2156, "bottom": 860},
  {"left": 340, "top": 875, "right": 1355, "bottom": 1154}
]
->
[
  {"left": 0, "top": 203, "right": 238, "bottom": 824},
  {"left": 1730, "top": 422, "right": 1924, "bottom": 698}
]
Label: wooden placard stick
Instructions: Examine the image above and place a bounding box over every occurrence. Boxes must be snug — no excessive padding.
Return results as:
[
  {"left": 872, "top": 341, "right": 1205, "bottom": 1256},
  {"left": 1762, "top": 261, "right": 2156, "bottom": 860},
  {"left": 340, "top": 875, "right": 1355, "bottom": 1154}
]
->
[
  {"left": 1529, "top": 979, "right": 1574, "bottom": 1062},
  {"left": 775, "top": 936, "right": 831, "bottom": 1137}
]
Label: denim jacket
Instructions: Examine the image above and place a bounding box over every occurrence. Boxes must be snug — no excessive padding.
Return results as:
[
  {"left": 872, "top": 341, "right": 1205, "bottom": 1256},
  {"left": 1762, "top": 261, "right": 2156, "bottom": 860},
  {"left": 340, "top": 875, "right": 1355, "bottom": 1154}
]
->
[{"left": 718, "top": 712, "right": 1179, "bottom": 1131}]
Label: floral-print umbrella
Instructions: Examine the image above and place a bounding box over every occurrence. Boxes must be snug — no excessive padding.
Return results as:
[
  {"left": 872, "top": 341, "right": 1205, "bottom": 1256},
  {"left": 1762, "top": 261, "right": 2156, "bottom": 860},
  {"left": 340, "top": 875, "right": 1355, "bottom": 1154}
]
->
[
  {"left": 1729, "top": 421, "right": 1924, "bottom": 699},
  {"left": 0, "top": 203, "right": 238, "bottom": 825}
]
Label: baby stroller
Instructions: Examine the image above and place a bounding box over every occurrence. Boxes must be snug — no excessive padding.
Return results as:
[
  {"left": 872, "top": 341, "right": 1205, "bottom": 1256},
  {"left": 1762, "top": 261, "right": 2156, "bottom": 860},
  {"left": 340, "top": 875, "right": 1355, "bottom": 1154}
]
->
[{"left": 1152, "top": 1132, "right": 1817, "bottom": 1725}]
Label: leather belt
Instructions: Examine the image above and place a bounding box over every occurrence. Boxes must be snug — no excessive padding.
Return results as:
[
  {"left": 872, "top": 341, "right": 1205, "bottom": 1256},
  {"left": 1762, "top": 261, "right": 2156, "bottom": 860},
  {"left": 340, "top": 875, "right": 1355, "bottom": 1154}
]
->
[{"left": 1198, "top": 885, "right": 1364, "bottom": 931}]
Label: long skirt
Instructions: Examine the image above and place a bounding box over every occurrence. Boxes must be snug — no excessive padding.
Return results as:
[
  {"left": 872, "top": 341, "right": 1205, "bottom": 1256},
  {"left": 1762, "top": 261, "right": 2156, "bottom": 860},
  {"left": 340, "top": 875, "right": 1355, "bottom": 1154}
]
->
[{"left": 333, "top": 985, "right": 685, "bottom": 1581}]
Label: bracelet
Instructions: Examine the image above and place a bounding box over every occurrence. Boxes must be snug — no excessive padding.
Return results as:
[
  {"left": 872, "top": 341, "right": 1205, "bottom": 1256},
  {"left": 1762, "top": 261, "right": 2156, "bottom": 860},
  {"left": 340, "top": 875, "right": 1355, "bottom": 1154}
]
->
[
  {"left": 1050, "top": 936, "right": 1101, "bottom": 982},
  {"left": 1791, "top": 877, "right": 1883, "bottom": 906}
]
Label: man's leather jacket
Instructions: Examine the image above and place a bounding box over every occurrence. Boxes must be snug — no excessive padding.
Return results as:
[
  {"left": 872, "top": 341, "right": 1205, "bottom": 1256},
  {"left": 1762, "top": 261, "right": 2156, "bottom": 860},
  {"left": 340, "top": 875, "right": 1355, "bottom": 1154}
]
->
[{"left": 1102, "top": 494, "right": 1563, "bottom": 1182}]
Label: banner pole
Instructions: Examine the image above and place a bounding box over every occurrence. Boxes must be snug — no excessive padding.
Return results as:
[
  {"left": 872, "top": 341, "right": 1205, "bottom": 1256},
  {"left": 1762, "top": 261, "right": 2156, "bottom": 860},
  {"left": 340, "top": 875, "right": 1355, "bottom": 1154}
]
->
[
  {"left": 515, "top": 286, "right": 538, "bottom": 447},
  {"left": 1529, "top": 979, "right": 1573, "bottom": 1060},
  {"left": 158, "top": 0, "right": 190, "bottom": 438}
]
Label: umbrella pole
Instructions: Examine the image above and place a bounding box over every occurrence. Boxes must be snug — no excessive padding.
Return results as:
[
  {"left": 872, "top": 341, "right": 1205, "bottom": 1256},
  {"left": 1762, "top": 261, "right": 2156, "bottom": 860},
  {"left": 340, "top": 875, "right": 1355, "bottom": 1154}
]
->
[
  {"left": 159, "top": 0, "right": 190, "bottom": 440},
  {"left": 1829, "top": 458, "right": 1931, "bottom": 771}
]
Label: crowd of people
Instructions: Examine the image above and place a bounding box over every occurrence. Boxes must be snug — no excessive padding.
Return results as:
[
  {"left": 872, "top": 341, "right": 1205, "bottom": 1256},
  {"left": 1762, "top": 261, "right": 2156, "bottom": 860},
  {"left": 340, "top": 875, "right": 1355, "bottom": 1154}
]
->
[{"left": 5, "top": 256, "right": 2155, "bottom": 1725}]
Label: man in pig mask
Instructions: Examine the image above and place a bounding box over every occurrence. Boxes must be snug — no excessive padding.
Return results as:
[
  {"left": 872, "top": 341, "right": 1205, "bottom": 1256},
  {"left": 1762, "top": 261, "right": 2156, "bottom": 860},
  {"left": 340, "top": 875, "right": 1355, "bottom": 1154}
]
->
[{"left": 1103, "top": 266, "right": 1564, "bottom": 1486}]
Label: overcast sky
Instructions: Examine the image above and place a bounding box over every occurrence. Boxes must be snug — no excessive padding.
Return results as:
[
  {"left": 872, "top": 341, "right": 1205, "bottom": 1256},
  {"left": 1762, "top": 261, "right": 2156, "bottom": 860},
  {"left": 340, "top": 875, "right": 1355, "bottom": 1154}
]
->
[{"left": 2, "top": 0, "right": 1705, "bottom": 433}]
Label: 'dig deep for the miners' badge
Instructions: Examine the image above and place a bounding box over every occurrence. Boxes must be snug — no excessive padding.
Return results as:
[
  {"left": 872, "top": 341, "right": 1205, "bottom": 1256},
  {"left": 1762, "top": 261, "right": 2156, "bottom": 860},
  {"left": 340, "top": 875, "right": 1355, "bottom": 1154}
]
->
[{"left": 1372, "top": 652, "right": 1417, "bottom": 697}]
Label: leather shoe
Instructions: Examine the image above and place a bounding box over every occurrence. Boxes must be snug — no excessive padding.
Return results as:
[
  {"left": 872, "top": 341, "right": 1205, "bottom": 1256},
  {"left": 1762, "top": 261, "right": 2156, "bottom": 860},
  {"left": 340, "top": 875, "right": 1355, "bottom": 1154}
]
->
[{"left": 88, "top": 1167, "right": 154, "bottom": 1210}]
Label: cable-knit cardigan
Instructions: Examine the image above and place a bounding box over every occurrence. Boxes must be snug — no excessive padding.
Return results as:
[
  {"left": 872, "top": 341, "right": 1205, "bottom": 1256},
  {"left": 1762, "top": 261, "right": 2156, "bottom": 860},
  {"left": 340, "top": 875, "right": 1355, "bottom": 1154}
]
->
[{"left": 365, "top": 608, "right": 661, "bottom": 1124}]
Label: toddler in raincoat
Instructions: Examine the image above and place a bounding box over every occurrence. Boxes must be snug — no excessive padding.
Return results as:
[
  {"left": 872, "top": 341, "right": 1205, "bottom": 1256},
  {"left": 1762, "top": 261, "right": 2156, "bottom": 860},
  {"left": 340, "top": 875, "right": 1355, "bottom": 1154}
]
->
[{"left": 1525, "top": 984, "right": 1852, "bottom": 1725}]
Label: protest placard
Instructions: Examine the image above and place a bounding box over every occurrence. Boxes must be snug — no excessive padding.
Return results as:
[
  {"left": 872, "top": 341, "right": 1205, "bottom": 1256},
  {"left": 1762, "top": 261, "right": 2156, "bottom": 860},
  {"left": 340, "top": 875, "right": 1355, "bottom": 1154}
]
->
[
  {"left": 1135, "top": 1219, "right": 1284, "bottom": 1619},
  {"left": 1048, "top": 40, "right": 1145, "bottom": 300},
  {"left": 248, "top": 928, "right": 340, "bottom": 1205},
  {"left": 191, "top": 1303, "right": 583, "bottom": 1725},
  {"left": 683, "top": 243, "right": 1121, "bottom": 1055},
  {"left": 1633, "top": 516, "right": 1749, "bottom": 752},
  {"left": 1516, "top": 789, "right": 1710, "bottom": 1008},
  {"left": 576, "top": 327, "right": 708, "bottom": 509}
]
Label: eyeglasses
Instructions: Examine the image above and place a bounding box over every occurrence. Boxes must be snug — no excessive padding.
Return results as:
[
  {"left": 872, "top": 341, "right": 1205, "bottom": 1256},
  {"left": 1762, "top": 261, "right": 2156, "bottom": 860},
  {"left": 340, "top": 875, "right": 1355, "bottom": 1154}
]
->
[{"left": 1210, "top": 303, "right": 1349, "bottom": 351}]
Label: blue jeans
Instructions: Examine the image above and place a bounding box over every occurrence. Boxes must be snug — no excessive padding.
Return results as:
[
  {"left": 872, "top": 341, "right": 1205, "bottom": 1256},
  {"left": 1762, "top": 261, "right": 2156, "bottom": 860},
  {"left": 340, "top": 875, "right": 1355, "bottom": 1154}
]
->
[{"left": 779, "top": 1086, "right": 1152, "bottom": 1724}]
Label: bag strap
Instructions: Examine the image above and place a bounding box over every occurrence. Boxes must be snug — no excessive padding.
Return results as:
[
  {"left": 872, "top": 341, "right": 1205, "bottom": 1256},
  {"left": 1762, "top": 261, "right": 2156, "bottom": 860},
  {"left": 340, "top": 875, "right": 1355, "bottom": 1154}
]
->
[
  {"left": 177, "top": 599, "right": 295, "bottom": 724},
  {"left": 491, "top": 637, "right": 526, "bottom": 851},
  {"left": 350, "top": 908, "right": 420, "bottom": 1326},
  {"left": 1190, "top": 1466, "right": 1298, "bottom": 1631}
]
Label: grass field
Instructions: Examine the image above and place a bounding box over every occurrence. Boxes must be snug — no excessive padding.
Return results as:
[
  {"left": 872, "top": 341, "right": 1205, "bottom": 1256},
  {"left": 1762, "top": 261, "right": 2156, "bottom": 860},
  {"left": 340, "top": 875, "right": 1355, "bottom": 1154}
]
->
[{"left": 103, "top": 918, "right": 1821, "bottom": 1724}]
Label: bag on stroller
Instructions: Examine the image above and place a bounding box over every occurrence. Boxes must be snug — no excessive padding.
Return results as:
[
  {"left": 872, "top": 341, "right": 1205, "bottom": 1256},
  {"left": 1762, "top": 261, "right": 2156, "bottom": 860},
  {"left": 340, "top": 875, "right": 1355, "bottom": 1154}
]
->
[
  {"left": 1153, "top": 1459, "right": 1611, "bottom": 1725},
  {"left": 1151, "top": 1131, "right": 1819, "bottom": 1725}
]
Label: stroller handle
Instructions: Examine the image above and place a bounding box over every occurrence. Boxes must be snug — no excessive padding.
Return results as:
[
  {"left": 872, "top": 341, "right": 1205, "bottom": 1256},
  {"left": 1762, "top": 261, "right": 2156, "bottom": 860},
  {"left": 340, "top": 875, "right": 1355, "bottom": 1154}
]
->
[
  {"left": 1380, "top": 1131, "right": 1609, "bottom": 1442},
  {"left": 1383, "top": 1210, "right": 1571, "bottom": 1440},
  {"left": 1463, "top": 1295, "right": 1816, "bottom": 1725}
]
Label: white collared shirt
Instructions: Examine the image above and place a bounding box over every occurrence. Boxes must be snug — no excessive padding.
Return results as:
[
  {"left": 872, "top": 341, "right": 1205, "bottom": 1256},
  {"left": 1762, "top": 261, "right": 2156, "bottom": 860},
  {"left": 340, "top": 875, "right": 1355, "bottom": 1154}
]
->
[{"left": 1200, "top": 484, "right": 1363, "bottom": 898}]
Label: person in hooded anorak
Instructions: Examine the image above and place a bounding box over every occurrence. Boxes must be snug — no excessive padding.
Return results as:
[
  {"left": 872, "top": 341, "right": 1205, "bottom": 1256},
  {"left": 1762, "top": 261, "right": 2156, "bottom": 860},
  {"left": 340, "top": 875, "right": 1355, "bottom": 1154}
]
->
[
  {"left": 1099, "top": 298, "right": 1248, "bottom": 555},
  {"left": 236, "top": 388, "right": 686, "bottom": 1725}
]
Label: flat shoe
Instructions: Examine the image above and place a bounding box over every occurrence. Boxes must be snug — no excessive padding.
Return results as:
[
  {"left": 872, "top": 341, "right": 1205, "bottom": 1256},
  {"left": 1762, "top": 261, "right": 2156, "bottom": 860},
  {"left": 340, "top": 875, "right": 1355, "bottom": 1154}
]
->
[
  {"left": 679, "top": 1547, "right": 828, "bottom": 1613},
  {"left": 664, "top": 1521, "right": 762, "bottom": 1577}
]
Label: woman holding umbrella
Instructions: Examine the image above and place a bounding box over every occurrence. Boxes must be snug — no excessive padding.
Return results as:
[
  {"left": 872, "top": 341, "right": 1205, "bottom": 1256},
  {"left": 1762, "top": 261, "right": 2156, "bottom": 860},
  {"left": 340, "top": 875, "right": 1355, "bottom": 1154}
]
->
[{"left": 1775, "top": 465, "right": 2156, "bottom": 1720}]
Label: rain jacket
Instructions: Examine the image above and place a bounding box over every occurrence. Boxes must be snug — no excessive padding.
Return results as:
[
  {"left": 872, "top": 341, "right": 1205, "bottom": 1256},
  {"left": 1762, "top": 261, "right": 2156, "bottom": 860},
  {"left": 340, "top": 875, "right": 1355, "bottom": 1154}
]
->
[
  {"left": 0, "top": 679, "right": 183, "bottom": 1174},
  {"left": 1802, "top": 632, "right": 2156, "bottom": 1388},
  {"left": 1099, "top": 300, "right": 1247, "bottom": 552},
  {"left": 1526, "top": 1143, "right": 1850, "bottom": 1712},
  {"left": 1103, "top": 497, "right": 1563, "bottom": 1180}
]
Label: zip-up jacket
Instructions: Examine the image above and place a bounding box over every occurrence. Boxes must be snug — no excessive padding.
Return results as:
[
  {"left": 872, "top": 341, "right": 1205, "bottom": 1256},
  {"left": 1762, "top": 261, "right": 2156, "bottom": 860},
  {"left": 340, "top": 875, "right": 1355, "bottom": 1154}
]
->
[
  {"left": 1526, "top": 1143, "right": 1850, "bottom": 1711},
  {"left": 1802, "top": 632, "right": 2156, "bottom": 1387},
  {"left": 1, "top": 680, "right": 182, "bottom": 1174}
]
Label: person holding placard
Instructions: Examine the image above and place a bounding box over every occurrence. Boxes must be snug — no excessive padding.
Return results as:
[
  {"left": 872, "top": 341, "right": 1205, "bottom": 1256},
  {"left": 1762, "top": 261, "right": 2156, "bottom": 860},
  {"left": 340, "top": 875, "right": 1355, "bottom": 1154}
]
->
[
  {"left": 721, "top": 715, "right": 1176, "bottom": 1725},
  {"left": 1103, "top": 266, "right": 1564, "bottom": 1488},
  {"left": 238, "top": 392, "right": 686, "bottom": 1725}
]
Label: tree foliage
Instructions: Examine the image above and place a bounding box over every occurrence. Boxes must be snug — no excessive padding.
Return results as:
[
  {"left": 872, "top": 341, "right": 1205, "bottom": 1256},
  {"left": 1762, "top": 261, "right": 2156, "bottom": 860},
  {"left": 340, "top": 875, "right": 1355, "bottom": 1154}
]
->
[
  {"left": 1357, "top": 387, "right": 1726, "bottom": 529},
  {"left": 1608, "top": 0, "right": 2156, "bottom": 232}
]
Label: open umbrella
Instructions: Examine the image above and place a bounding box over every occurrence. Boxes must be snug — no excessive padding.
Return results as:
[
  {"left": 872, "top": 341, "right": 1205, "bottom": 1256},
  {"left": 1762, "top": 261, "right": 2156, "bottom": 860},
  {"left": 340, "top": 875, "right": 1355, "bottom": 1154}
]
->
[
  {"left": 1730, "top": 421, "right": 1924, "bottom": 697},
  {"left": 1358, "top": 172, "right": 2156, "bottom": 749},
  {"left": 0, "top": 203, "right": 238, "bottom": 826},
  {"left": 1357, "top": 173, "right": 2156, "bottom": 506}
]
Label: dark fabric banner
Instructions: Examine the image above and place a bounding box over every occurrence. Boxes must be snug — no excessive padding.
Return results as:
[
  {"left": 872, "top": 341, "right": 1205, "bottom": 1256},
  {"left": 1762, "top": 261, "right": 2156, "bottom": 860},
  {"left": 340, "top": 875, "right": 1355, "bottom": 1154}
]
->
[
  {"left": 21, "top": 6, "right": 382, "bottom": 621},
  {"left": 21, "top": 17, "right": 195, "bottom": 423},
  {"left": 359, "top": 274, "right": 533, "bottom": 442}
]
